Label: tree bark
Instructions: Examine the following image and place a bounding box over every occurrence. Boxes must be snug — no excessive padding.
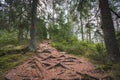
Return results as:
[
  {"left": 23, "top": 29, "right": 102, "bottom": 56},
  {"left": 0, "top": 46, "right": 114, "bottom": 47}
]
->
[
  {"left": 30, "top": 0, "right": 38, "bottom": 51},
  {"left": 99, "top": 0, "right": 120, "bottom": 61}
]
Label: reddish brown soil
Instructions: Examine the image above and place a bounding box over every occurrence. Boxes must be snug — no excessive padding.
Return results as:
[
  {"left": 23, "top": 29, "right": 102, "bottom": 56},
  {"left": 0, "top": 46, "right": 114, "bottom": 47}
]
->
[{"left": 5, "top": 41, "right": 113, "bottom": 80}]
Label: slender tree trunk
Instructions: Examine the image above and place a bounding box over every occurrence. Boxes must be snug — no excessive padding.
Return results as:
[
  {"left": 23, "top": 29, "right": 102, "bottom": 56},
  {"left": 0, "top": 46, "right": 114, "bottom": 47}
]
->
[
  {"left": 80, "top": 17, "right": 84, "bottom": 41},
  {"left": 88, "top": 28, "right": 91, "bottom": 42},
  {"left": 30, "top": 0, "right": 38, "bottom": 51},
  {"left": 53, "top": 0, "right": 55, "bottom": 28},
  {"left": 116, "top": 20, "right": 120, "bottom": 31},
  {"left": 18, "top": 26, "right": 23, "bottom": 40},
  {"left": 99, "top": 0, "right": 120, "bottom": 61}
]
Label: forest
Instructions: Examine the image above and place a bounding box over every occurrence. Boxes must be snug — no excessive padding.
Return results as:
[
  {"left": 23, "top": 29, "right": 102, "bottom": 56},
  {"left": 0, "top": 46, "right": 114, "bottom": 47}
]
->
[{"left": 0, "top": 0, "right": 120, "bottom": 80}]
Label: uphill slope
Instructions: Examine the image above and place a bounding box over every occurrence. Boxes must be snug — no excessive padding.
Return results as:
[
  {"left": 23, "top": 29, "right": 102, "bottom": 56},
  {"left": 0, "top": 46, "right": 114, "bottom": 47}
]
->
[{"left": 5, "top": 41, "right": 112, "bottom": 80}]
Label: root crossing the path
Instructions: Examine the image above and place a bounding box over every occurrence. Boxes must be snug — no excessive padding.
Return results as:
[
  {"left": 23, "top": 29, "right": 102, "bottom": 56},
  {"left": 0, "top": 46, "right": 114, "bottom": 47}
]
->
[{"left": 5, "top": 41, "right": 113, "bottom": 80}]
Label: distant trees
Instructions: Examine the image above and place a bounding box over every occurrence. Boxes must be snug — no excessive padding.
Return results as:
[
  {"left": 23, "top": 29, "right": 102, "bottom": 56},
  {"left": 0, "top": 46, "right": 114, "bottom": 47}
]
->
[
  {"left": 1, "top": 0, "right": 32, "bottom": 38},
  {"left": 77, "top": 0, "right": 120, "bottom": 61},
  {"left": 1, "top": 0, "right": 120, "bottom": 59}
]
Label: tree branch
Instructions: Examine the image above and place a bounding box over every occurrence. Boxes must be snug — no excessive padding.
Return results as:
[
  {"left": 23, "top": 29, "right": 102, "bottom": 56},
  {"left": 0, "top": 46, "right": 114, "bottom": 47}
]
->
[{"left": 109, "top": 8, "right": 120, "bottom": 18}]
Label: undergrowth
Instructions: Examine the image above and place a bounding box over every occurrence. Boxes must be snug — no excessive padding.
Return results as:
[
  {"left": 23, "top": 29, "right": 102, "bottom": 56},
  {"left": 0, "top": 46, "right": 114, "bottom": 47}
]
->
[
  {"left": 0, "top": 32, "right": 32, "bottom": 79},
  {"left": 51, "top": 36, "right": 120, "bottom": 79},
  {"left": 0, "top": 53, "right": 32, "bottom": 79},
  {"left": 0, "top": 30, "right": 18, "bottom": 45},
  {"left": 51, "top": 37, "right": 106, "bottom": 61}
]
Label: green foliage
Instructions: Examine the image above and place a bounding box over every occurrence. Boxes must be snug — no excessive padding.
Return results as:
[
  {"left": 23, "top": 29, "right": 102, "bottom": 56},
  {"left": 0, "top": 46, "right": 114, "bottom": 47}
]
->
[
  {"left": 0, "top": 34, "right": 36, "bottom": 79},
  {"left": 0, "top": 53, "right": 32, "bottom": 78},
  {"left": 112, "top": 63, "right": 120, "bottom": 79},
  {"left": 52, "top": 38, "right": 120, "bottom": 77},
  {"left": 0, "top": 55, "right": 20, "bottom": 69},
  {"left": 95, "top": 62, "right": 113, "bottom": 71},
  {"left": 37, "top": 19, "right": 47, "bottom": 39},
  {"left": 86, "top": 43, "right": 107, "bottom": 62},
  {"left": 52, "top": 37, "right": 101, "bottom": 56},
  {"left": 52, "top": 37, "right": 106, "bottom": 62},
  {"left": 0, "top": 30, "right": 18, "bottom": 44},
  {"left": 49, "top": 22, "right": 72, "bottom": 42},
  {"left": 67, "top": 36, "right": 78, "bottom": 44}
]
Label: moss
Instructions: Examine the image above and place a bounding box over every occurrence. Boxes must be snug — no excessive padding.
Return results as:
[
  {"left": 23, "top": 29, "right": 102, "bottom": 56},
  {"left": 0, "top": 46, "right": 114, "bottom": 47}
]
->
[{"left": 0, "top": 53, "right": 32, "bottom": 79}]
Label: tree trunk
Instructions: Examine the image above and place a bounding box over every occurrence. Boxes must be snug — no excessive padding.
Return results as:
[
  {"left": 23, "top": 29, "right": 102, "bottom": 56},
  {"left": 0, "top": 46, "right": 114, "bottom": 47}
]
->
[
  {"left": 30, "top": 0, "right": 38, "bottom": 51},
  {"left": 116, "top": 20, "right": 120, "bottom": 31},
  {"left": 52, "top": 0, "right": 55, "bottom": 29},
  {"left": 80, "top": 17, "right": 84, "bottom": 41},
  {"left": 99, "top": 0, "right": 120, "bottom": 61},
  {"left": 18, "top": 26, "right": 23, "bottom": 41},
  {"left": 88, "top": 28, "right": 91, "bottom": 42}
]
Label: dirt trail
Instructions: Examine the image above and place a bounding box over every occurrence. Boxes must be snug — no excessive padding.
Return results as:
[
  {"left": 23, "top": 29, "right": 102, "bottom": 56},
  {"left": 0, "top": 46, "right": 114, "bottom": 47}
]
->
[{"left": 5, "top": 41, "right": 113, "bottom": 80}]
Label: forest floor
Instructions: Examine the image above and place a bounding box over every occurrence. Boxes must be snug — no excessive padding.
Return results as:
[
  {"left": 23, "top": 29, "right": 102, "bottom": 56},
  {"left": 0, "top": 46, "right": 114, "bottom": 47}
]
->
[{"left": 4, "top": 40, "right": 113, "bottom": 80}]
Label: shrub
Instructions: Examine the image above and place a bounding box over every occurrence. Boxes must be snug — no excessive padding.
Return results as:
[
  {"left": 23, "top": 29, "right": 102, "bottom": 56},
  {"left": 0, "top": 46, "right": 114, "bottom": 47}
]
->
[
  {"left": 52, "top": 39, "right": 107, "bottom": 63},
  {"left": 52, "top": 39, "right": 98, "bottom": 56},
  {"left": 0, "top": 30, "right": 18, "bottom": 44}
]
